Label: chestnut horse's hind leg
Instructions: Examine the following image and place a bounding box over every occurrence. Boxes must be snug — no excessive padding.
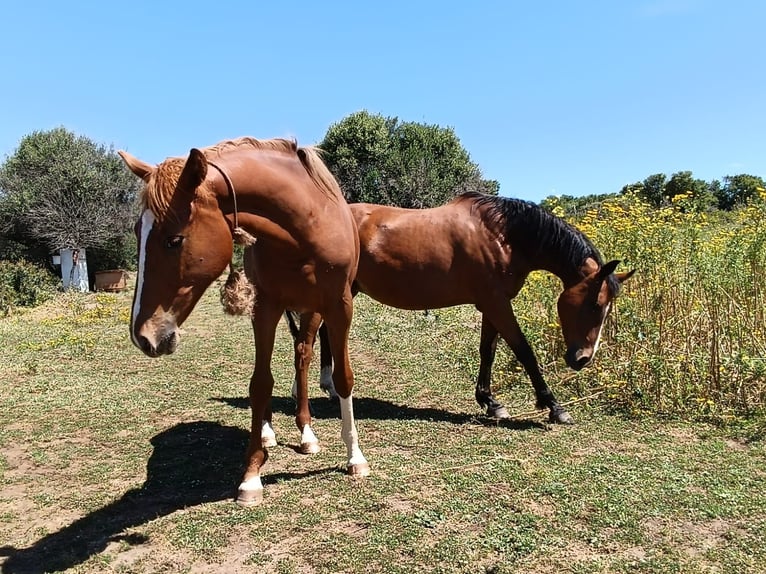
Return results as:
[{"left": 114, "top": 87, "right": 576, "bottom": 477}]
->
[
  {"left": 476, "top": 315, "right": 511, "bottom": 419},
  {"left": 322, "top": 301, "right": 369, "bottom": 476},
  {"left": 261, "top": 404, "right": 277, "bottom": 448},
  {"left": 293, "top": 312, "right": 322, "bottom": 454},
  {"left": 481, "top": 299, "right": 574, "bottom": 425},
  {"left": 317, "top": 323, "right": 338, "bottom": 398},
  {"left": 237, "top": 303, "right": 283, "bottom": 507},
  {"left": 286, "top": 313, "right": 337, "bottom": 400}
]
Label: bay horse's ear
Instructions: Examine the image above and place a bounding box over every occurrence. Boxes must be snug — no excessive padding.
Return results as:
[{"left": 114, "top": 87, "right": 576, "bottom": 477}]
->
[
  {"left": 597, "top": 260, "right": 636, "bottom": 284},
  {"left": 178, "top": 148, "right": 208, "bottom": 194},
  {"left": 118, "top": 150, "right": 154, "bottom": 180},
  {"left": 616, "top": 269, "right": 636, "bottom": 284},
  {"left": 597, "top": 260, "right": 620, "bottom": 281}
]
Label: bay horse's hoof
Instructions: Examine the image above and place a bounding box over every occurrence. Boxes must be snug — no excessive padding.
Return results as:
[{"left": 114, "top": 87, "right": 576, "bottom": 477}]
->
[
  {"left": 236, "top": 489, "right": 264, "bottom": 507},
  {"left": 300, "top": 441, "right": 320, "bottom": 454},
  {"left": 549, "top": 409, "right": 575, "bottom": 425},
  {"left": 347, "top": 462, "right": 370, "bottom": 477},
  {"left": 487, "top": 405, "right": 511, "bottom": 419}
]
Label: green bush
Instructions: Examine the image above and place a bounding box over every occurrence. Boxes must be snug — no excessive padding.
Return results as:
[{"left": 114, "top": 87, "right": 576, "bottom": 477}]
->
[
  {"left": 0, "top": 236, "right": 51, "bottom": 268},
  {"left": 0, "top": 260, "right": 58, "bottom": 314},
  {"left": 86, "top": 232, "right": 137, "bottom": 288}
]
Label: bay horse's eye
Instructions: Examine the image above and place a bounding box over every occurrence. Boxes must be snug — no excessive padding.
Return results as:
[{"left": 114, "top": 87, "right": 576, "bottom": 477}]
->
[{"left": 166, "top": 235, "right": 184, "bottom": 249}]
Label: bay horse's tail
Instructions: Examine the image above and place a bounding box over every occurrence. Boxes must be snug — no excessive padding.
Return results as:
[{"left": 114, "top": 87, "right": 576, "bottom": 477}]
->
[{"left": 284, "top": 310, "right": 301, "bottom": 339}]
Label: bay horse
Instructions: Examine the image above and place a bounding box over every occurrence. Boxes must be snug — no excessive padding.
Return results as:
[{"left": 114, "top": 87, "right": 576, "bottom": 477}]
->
[
  {"left": 266, "top": 193, "right": 633, "bottom": 451},
  {"left": 118, "top": 137, "right": 367, "bottom": 506}
]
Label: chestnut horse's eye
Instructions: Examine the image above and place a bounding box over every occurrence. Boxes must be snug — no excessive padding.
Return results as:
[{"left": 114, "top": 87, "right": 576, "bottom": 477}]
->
[{"left": 166, "top": 235, "right": 184, "bottom": 249}]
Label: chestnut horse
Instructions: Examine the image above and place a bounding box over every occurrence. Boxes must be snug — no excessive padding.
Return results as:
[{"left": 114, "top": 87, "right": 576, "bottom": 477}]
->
[
  {"left": 268, "top": 193, "right": 633, "bottom": 450},
  {"left": 119, "top": 137, "right": 366, "bottom": 506}
]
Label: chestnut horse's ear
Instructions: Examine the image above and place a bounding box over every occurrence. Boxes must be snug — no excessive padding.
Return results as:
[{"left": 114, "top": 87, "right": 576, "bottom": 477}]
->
[
  {"left": 178, "top": 148, "right": 208, "bottom": 196},
  {"left": 118, "top": 150, "right": 154, "bottom": 180}
]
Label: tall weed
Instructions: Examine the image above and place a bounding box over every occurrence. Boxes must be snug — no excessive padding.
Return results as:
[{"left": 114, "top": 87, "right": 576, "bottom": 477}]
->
[{"left": 514, "top": 193, "right": 766, "bottom": 419}]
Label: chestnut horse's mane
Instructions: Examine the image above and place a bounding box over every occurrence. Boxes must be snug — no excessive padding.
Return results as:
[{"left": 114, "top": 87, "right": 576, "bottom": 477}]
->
[{"left": 143, "top": 137, "right": 341, "bottom": 221}]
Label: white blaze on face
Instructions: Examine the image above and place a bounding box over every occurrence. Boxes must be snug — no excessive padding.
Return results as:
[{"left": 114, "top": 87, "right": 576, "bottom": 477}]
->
[
  {"left": 593, "top": 302, "right": 611, "bottom": 357},
  {"left": 132, "top": 209, "right": 155, "bottom": 348}
]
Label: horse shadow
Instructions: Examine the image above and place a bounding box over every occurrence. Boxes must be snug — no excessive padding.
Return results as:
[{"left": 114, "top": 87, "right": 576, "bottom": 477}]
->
[
  {"left": 212, "top": 395, "right": 544, "bottom": 431},
  {"left": 0, "top": 400, "right": 540, "bottom": 572},
  {"left": 0, "top": 421, "right": 335, "bottom": 574}
]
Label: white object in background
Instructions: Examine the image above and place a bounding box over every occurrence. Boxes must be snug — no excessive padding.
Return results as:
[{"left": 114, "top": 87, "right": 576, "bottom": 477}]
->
[{"left": 60, "top": 248, "right": 89, "bottom": 292}]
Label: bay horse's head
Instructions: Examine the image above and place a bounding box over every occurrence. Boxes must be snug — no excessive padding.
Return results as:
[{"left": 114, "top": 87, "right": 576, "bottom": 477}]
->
[
  {"left": 119, "top": 148, "right": 233, "bottom": 357},
  {"left": 557, "top": 259, "right": 634, "bottom": 371}
]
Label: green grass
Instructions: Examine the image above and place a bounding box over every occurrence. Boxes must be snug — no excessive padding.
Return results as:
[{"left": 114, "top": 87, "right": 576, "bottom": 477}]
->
[{"left": 0, "top": 281, "right": 764, "bottom": 573}]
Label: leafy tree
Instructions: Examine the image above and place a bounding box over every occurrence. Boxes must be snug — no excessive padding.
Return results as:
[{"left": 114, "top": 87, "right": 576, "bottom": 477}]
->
[
  {"left": 665, "top": 171, "right": 716, "bottom": 212},
  {"left": 627, "top": 173, "right": 668, "bottom": 207},
  {"left": 716, "top": 174, "right": 766, "bottom": 210},
  {"left": 0, "top": 127, "right": 140, "bottom": 270},
  {"left": 620, "top": 171, "right": 764, "bottom": 212},
  {"left": 320, "top": 111, "right": 498, "bottom": 208},
  {"left": 541, "top": 192, "right": 617, "bottom": 217}
]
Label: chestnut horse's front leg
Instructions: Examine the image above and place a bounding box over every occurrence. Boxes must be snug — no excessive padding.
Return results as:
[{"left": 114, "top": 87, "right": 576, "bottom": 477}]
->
[
  {"left": 237, "top": 302, "right": 283, "bottom": 507},
  {"left": 322, "top": 298, "right": 369, "bottom": 476}
]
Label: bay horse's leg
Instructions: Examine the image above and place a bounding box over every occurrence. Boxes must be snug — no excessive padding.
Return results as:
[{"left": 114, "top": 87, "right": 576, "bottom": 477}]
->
[
  {"left": 323, "top": 301, "right": 369, "bottom": 476},
  {"left": 475, "top": 315, "right": 510, "bottom": 419},
  {"left": 293, "top": 312, "right": 322, "bottom": 454},
  {"left": 317, "top": 322, "right": 338, "bottom": 398},
  {"left": 481, "top": 300, "right": 574, "bottom": 424},
  {"left": 237, "top": 303, "right": 283, "bottom": 507}
]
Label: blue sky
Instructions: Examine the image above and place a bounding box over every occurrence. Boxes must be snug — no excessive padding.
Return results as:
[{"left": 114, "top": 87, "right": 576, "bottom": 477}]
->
[{"left": 1, "top": 1, "right": 763, "bottom": 202}]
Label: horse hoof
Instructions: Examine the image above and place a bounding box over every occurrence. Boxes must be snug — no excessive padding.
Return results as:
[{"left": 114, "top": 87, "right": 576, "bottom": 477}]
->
[
  {"left": 300, "top": 441, "right": 320, "bottom": 454},
  {"left": 236, "top": 489, "right": 264, "bottom": 507},
  {"left": 487, "top": 405, "right": 511, "bottom": 419},
  {"left": 347, "top": 462, "right": 370, "bottom": 477},
  {"left": 261, "top": 422, "right": 277, "bottom": 448},
  {"left": 322, "top": 388, "right": 340, "bottom": 401},
  {"left": 549, "top": 410, "right": 575, "bottom": 425}
]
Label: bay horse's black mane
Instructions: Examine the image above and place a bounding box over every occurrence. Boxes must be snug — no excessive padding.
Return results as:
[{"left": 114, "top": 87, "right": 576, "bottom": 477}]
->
[{"left": 462, "top": 191, "right": 621, "bottom": 294}]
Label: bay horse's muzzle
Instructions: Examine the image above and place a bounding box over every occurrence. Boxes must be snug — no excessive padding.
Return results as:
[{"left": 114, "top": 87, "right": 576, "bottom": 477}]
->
[
  {"left": 565, "top": 347, "right": 593, "bottom": 371},
  {"left": 135, "top": 329, "right": 179, "bottom": 357}
]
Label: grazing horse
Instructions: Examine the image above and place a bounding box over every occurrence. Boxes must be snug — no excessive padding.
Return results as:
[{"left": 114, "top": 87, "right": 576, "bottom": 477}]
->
[
  {"left": 271, "top": 193, "right": 634, "bottom": 448},
  {"left": 119, "top": 137, "right": 366, "bottom": 506}
]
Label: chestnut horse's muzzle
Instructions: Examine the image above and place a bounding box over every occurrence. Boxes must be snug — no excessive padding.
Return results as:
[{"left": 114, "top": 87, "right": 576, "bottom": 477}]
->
[{"left": 135, "top": 329, "right": 179, "bottom": 357}]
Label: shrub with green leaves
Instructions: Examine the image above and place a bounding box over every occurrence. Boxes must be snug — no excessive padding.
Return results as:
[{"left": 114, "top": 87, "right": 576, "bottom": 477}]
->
[{"left": 0, "top": 260, "right": 58, "bottom": 314}]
